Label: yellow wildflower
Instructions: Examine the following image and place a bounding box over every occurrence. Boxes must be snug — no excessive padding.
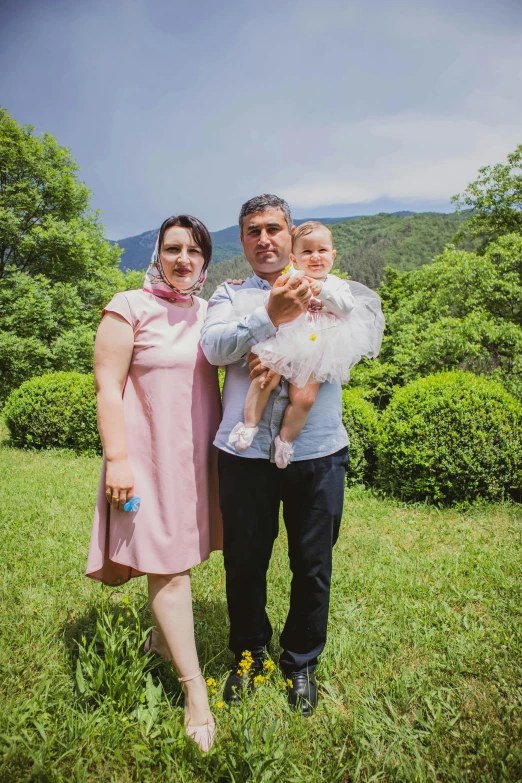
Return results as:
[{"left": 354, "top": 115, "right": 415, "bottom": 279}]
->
[
  {"left": 216, "top": 701, "right": 225, "bottom": 709},
  {"left": 206, "top": 677, "right": 217, "bottom": 687},
  {"left": 309, "top": 334, "right": 317, "bottom": 342},
  {"left": 237, "top": 650, "right": 254, "bottom": 675},
  {"left": 286, "top": 678, "right": 293, "bottom": 687},
  {"left": 253, "top": 674, "right": 265, "bottom": 686},
  {"left": 263, "top": 659, "right": 276, "bottom": 671}
]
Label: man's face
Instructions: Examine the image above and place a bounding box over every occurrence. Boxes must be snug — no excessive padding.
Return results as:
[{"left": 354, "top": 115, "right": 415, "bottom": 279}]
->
[{"left": 240, "top": 208, "right": 293, "bottom": 276}]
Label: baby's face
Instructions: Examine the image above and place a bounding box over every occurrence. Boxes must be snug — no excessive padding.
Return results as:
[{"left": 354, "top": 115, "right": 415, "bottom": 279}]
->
[{"left": 290, "top": 227, "right": 337, "bottom": 279}]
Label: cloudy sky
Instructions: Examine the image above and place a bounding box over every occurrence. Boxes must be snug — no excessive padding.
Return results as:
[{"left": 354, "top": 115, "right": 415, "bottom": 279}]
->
[{"left": 2, "top": 0, "right": 521, "bottom": 238}]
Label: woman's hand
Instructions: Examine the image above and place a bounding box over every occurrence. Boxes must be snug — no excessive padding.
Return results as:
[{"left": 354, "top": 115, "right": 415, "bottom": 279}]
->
[{"left": 105, "top": 458, "right": 135, "bottom": 511}]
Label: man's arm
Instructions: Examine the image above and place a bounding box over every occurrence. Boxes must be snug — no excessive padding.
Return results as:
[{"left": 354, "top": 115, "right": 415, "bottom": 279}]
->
[
  {"left": 201, "top": 274, "right": 312, "bottom": 366},
  {"left": 200, "top": 283, "right": 277, "bottom": 366}
]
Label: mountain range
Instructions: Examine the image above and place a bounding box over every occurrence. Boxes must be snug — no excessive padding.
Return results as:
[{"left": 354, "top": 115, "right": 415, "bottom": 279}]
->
[
  {"left": 115, "top": 210, "right": 468, "bottom": 299},
  {"left": 116, "top": 214, "right": 415, "bottom": 271}
]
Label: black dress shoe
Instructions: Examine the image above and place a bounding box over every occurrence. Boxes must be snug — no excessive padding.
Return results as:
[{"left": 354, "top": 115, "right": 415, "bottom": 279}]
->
[
  {"left": 286, "top": 672, "right": 318, "bottom": 717},
  {"left": 223, "top": 660, "right": 264, "bottom": 703},
  {"left": 223, "top": 670, "right": 247, "bottom": 702}
]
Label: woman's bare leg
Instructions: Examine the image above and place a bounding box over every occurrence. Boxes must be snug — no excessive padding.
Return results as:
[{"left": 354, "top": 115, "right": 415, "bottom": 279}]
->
[
  {"left": 244, "top": 371, "right": 281, "bottom": 427},
  {"left": 279, "top": 382, "right": 320, "bottom": 443},
  {"left": 148, "top": 572, "right": 213, "bottom": 732}
]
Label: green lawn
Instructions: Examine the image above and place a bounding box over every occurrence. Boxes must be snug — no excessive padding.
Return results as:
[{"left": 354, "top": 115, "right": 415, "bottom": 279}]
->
[{"left": 1, "top": 434, "right": 522, "bottom": 782}]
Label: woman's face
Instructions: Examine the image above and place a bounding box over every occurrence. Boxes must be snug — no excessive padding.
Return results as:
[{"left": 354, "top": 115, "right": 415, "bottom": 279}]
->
[{"left": 159, "top": 226, "right": 205, "bottom": 290}]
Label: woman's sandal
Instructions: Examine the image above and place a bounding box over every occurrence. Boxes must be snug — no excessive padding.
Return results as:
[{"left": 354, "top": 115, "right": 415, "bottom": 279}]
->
[
  {"left": 142, "top": 629, "right": 171, "bottom": 661},
  {"left": 178, "top": 670, "right": 216, "bottom": 753},
  {"left": 142, "top": 632, "right": 153, "bottom": 655}
]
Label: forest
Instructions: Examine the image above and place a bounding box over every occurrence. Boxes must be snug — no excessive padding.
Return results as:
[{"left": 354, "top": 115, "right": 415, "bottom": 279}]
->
[
  {"left": 117, "top": 216, "right": 366, "bottom": 270},
  {"left": 201, "top": 210, "right": 468, "bottom": 296},
  {"left": 120, "top": 211, "right": 469, "bottom": 293}
]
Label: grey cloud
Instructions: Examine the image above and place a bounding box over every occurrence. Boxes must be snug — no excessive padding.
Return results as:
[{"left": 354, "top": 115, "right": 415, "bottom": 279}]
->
[{"left": 0, "top": 0, "right": 521, "bottom": 238}]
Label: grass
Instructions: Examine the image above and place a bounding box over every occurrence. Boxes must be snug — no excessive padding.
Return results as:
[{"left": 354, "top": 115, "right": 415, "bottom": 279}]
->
[{"left": 1, "top": 430, "right": 522, "bottom": 782}]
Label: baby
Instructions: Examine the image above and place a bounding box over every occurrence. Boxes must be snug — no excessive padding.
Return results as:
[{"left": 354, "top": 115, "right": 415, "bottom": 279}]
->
[{"left": 228, "top": 221, "right": 384, "bottom": 468}]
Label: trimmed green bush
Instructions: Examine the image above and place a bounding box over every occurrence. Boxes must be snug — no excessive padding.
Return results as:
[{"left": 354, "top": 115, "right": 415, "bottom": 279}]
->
[
  {"left": 377, "top": 371, "right": 522, "bottom": 504},
  {"left": 342, "top": 388, "right": 379, "bottom": 485},
  {"left": 3, "top": 372, "right": 100, "bottom": 454}
]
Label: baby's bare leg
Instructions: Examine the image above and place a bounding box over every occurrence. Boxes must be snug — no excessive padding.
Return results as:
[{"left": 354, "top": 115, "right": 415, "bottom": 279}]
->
[
  {"left": 244, "top": 370, "right": 281, "bottom": 427},
  {"left": 279, "top": 382, "right": 320, "bottom": 443}
]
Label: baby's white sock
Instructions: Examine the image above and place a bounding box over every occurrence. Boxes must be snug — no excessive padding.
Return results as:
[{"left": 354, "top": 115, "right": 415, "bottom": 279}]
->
[
  {"left": 228, "top": 422, "right": 259, "bottom": 451},
  {"left": 274, "top": 435, "right": 294, "bottom": 469}
]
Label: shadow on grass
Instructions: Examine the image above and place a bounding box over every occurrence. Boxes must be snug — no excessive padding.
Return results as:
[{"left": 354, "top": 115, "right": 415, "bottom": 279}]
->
[
  {"left": 193, "top": 595, "right": 234, "bottom": 675},
  {"left": 0, "top": 754, "right": 56, "bottom": 783},
  {"left": 61, "top": 593, "right": 232, "bottom": 703},
  {"left": 0, "top": 418, "right": 12, "bottom": 449}
]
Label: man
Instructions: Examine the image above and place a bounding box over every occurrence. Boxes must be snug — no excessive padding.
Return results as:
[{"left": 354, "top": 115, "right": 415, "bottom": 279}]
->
[{"left": 200, "top": 194, "right": 348, "bottom": 716}]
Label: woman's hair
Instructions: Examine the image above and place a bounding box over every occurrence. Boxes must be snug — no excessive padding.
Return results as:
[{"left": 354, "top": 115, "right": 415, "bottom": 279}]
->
[
  {"left": 157, "top": 215, "right": 213, "bottom": 270},
  {"left": 292, "top": 221, "right": 333, "bottom": 251}
]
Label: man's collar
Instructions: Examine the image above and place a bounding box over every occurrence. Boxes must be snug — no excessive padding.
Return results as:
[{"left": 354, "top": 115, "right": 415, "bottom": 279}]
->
[{"left": 251, "top": 273, "right": 272, "bottom": 290}]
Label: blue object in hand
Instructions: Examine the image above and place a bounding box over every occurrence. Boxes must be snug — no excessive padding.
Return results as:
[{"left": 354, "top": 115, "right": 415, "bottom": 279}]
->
[{"left": 123, "top": 496, "right": 141, "bottom": 513}]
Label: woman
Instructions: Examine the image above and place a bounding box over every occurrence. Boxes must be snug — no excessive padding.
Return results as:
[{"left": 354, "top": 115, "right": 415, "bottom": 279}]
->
[{"left": 86, "top": 215, "right": 222, "bottom": 752}]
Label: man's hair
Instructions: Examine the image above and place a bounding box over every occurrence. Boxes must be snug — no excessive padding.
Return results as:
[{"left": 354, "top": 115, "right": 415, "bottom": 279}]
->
[
  {"left": 157, "top": 214, "right": 213, "bottom": 270},
  {"left": 291, "top": 221, "right": 333, "bottom": 251},
  {"left": 239, "top": 194, "right": 292, "bottom": 233}
]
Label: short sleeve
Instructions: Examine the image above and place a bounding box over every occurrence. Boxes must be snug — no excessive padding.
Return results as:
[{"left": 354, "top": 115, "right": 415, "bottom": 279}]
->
[{"left": 102, "top": 292, "right": 137, "bottom": 329}]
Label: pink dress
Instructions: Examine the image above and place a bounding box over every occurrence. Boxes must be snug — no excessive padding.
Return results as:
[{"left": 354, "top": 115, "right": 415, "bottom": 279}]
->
[{"left": 86, "top": 290, "right": 222, "bottom": 585}]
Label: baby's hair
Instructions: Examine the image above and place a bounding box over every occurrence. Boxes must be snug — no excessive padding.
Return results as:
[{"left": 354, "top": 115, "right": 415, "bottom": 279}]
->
[{"left": 292, "top": 221, "right": 334, "bottom": 251}]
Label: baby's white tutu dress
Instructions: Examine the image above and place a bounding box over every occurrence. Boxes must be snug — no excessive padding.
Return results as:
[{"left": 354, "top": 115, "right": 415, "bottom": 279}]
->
[{"left": 230, "top": 274, "right": 385, "bottom": 388}]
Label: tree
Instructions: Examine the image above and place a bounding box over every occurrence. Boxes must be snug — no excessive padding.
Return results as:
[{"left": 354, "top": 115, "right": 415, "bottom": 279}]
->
[
  {"left": 452, "top": 143, "right": 522, "bottom": 248},
  {"left": 353, "top": 234, "right": 522, "bottom": 403},
  {"left": 0, "top": 266, "right": 142, "bottom": 401},
  {"left": 0, "top": 106, "right": 121, "bottom": 280},
  {"left": 0, "top": 107, "right": 143, "bottom": 400}
]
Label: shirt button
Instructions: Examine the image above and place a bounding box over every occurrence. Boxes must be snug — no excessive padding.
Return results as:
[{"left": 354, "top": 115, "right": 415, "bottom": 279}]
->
[{"left": 265, "top": 333, "right": 270, "bottom": 338}]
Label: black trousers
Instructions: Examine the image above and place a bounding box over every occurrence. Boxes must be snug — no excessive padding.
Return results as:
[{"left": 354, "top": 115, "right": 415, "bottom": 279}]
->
[{"left": 218, "top": 446, "right": 348, "bottom": 674}]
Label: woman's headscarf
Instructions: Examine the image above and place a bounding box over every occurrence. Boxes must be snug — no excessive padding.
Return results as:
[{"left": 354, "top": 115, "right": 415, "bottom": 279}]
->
[{"left": 143, "top": 235, "right": 207, "bottom": 303}]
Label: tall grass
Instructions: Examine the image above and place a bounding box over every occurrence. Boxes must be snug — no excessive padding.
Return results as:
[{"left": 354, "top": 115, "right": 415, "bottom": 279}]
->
[{"left": 1, "top": 430, "right": 522, "bottom": 781}]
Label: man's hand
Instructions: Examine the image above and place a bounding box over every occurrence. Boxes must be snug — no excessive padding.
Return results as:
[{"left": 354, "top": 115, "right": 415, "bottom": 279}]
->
[
  {"left": 248, "top": 352, "right": 264, "bottom": 379},
  {"left": 266, "top": 270, "right": 311, "bottom": 327},
  {"left": 248, "top": 353, "right": 278, "bottom": 389}
]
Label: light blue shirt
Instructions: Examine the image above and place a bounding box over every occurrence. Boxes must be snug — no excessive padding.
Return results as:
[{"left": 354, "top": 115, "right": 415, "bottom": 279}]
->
[{"left": 200, "top": 274, "right": 349, "bottom": 462}]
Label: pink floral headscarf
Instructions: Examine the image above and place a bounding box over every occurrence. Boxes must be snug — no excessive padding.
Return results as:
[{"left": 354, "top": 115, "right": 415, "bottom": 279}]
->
[{"left": 143, "top": 235, "right": 207, "bottom": 303}]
